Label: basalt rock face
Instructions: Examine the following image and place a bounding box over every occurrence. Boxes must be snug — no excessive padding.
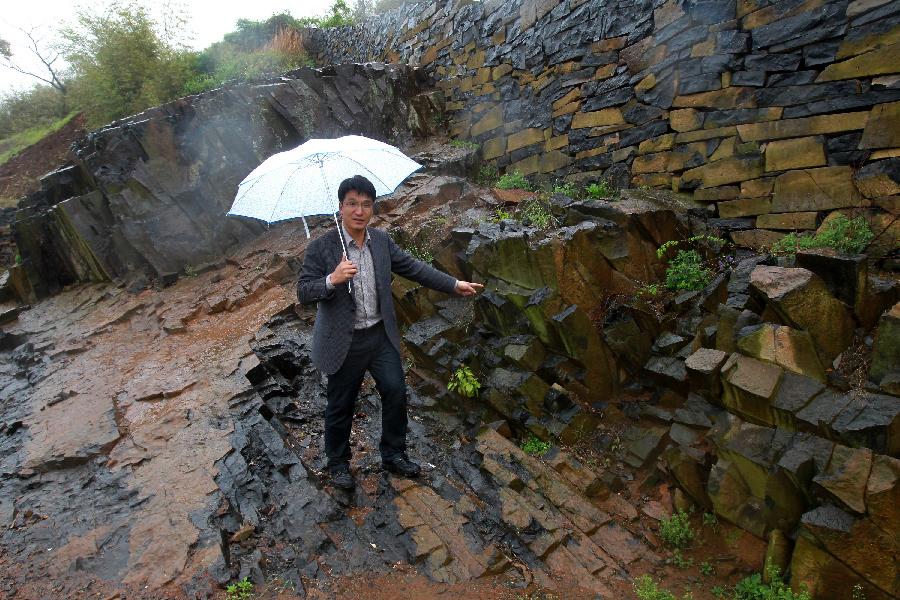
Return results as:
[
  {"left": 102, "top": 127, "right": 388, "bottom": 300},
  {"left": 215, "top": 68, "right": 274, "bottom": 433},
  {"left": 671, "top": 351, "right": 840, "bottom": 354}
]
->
[
  {"left": 310, "top": 0, "right": 900, "bottom": 267},
  {"left": 10, "top": 64, "right": 442, "bottom": 302}
]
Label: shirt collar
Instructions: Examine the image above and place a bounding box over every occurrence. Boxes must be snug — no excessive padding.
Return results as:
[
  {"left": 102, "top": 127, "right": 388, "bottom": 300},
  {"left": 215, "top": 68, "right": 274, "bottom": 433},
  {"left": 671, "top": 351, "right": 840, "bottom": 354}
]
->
[{"left": 341, "top": 223, "right": 369, "bottom": 248}]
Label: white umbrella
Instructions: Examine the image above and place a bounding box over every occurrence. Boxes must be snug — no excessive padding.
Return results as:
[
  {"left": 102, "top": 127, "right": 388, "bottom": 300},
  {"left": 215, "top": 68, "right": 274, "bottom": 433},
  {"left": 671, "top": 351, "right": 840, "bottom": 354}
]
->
[{"left": 228, "top": 135, "right": 422, "bottom": 242}]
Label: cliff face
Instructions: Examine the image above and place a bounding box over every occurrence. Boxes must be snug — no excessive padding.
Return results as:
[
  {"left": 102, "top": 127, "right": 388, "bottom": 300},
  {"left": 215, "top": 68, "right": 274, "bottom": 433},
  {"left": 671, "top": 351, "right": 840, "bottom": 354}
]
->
[
  {"left": 310, "top": 0, "right": 899, "bottom": 259},
  {"left": 9, "top": 64, "right": 442, "bottom": 301}
]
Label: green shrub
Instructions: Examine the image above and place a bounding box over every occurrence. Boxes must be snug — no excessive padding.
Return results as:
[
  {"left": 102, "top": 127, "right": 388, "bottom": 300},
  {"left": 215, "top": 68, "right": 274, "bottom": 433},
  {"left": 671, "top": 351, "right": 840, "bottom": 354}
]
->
[
  {"left": 700, "top": 560, "right": 714, "bottom": 576},
  {"left": 664, "top": 250, "right": 712, "bottom": 291},
  {"left": 226, "top": 577, "right": 254, "bottom": 600},
  {"left": 521, "top": 434, "right": 551, "bottom": 456},
  {"left": 585, "top": 179, "right": 613, "bottom": 199},
  {"left": 634, "top": 575, "right": 677, "bottom": 600},
  {"left": 770, "top": 214, "right": 874, "bottom": 255},
  {"left": 476, "top": 163, "right": 499, "bottom": 186},
  {"left": 732, "top": 569, "right": 811, "bottom": 600},
  {"left": 495, "top": 170, "right": 532, "bottom": 190},
  {"left": 551, "top": 181, "right": 578, "bottom": 197},
  {"left": 519, "top": 198, "right": 555, "bottom": 229},
  {"left": 449, "top": 139, "right": 479, "bottom": 150},
  {"left": 447, "top": 365, "right": 480, "bottom": 397},
  {"left": 659, "top": 510, "right": 694, "bottom": 549}
]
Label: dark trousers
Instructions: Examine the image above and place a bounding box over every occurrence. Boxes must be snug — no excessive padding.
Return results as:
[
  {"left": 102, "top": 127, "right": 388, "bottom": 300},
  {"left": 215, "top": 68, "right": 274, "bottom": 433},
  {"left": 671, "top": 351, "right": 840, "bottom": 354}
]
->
[{"left": 325, "top": 321, "right": 407, "bottom": 470}]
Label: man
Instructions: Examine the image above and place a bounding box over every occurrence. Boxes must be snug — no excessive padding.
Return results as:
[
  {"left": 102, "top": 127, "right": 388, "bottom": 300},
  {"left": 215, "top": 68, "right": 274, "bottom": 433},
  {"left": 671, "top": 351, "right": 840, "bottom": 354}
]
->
[{"left": 298, "top": 175, "right": 483, "bottom": 490}]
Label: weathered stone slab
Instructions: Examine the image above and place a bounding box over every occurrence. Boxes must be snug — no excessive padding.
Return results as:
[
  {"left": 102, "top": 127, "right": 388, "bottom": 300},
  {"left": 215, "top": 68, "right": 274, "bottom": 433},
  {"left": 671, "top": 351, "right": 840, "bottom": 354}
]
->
[
  {"left": 756, "top": 212, "right": 818, "bottom": 230},
  {"left": 718, "top": 196, "right": 772, "bottom": 217},
  {"left": 737, "top": 323, "right": 826, "bottom": 381},
  {"left": 817, "top": 43, "right": 900, "bottom": 82},
  {"left": 771, "top": 166, "right": 864, "bottom": 212},
  {"left": 682, "top": 157, "right": 765, "bottom": 188},
  {"left": 870, "top": 301, "right": 900, "bottom": 390},
  {"left": 721, "top": 352, "right": 784, "bottom": 425},
  {"left": 771, "top": 372, "right": 826, "bottom": 430},
  {"left": 853, "top": 158, "right": 900, "bottom": 198},
  {"left": 813, "top": 445, "right": 873, "bottom": 514},
  {"left": 860, "top": 101, "right": 900, "bottom": 149},
  {"left": 764, "top": 136, "right": 826, "bottom": 172},
  {"left": 749, "top": 265, "right": 854, "bottom": 362},
  {"left": 736, "top": 112, "right": 869, "bottom": 142},
  {"left": 795, "top": 248, "right": 867, "bottom": 308},
  {"left": 685, "top": 347, "right": 728, "bottom": 400}
]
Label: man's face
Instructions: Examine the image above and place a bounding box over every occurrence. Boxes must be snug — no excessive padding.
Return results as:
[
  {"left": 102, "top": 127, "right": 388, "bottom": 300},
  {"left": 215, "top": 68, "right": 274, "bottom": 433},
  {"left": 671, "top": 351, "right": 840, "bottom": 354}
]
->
[{"left": 339, "top": 189, "right": 374, "bottom": 236}]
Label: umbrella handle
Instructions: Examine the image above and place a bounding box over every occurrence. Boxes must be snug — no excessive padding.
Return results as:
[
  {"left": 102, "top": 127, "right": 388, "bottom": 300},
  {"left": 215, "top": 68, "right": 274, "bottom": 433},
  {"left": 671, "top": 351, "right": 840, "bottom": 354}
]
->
[{"left": 333, "top": 212, "right": 352, "bottom": 295}]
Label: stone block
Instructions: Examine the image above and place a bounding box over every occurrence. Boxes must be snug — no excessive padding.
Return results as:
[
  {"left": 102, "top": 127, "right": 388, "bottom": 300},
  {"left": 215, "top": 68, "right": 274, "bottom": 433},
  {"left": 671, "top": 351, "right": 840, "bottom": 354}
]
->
[
  {"left": 749, "top": 265, "right": 854, "bottom": 362},
  {"left": 859, "top": 101, "right": 900, "bottom": 149},
  {"left": 764, "top": 136, "right": 826, "bottom": 172},
  {"left": 685, "top": 347, "right": 728, "bottom": 400},
  {"left": 507, "top": 128, "right": 546, "bottom": 152},
  {"left": 795, "top": 248, "right": 867, "bottom": 308},
  {"left": 737, "top": 323, "right": 826, "bottom": 382},
  {"left": 790, "top": 534, "right": 894, "bottom": 600},
  {"left": 771, "top": 166, "right": 864, "bottom": 212},
  {"left": 632, "top": 152, "right": 670, "bottom": 173},
  {"left": 813, "top": 445, "right": 873, "bottom": 514},
  {"left": 730, "top": 228, "right": 785, "bottom": 249},
  {"left": 740, "top": 177, "right": 776, "bottom": 197},
  {"left": 736, "top": 111, "right": 870, "bottom": 142},
  {"left": 870, "top": 301, "right": 900, "bottom": 388},
  {"left": 817, "top": 43, "right": 900, "bottom": 82},
  {"left": 673, "top": 86, "right": 756, "bottom": 109},
  {"left": 682, "top": 156, "right": 765, "bottom": 188},
  {"left": 755, "top": 212, "right": 818, "bottom": 230},
  {"left": 693, "top": 186, "right": 741, "bottom": 201},
  {"left": 644, "top": 356, "right": 689, "bottom": 393},
  {"left": 638, "top": 133, "right": 676, "bottom": 154},
  {"left": 670, "top": 108, "right": 704, "bottom": 132},
  {"left": 721, "top": 352, "right": 784, "bottom": 425},
  {"left": 831, "top": 393, "right": 900, "bottom": 456},
  {"left": 771, "top": 373, "right": 826, "bottom": 430},
  {"left": 718, "top": 196, "right": 773, "bottom": 217},
  {"left": 853, "top": 158, "right": 900, "bottom": 198},
  {"left": 866, "top": 453, "right": 900, "bottom": 534},
  {"left": 470, "top": 106, "right": 505, "bottom": 137},
  {"left": 482, "top": 136, "right": 507, "bottom": 160},
  {"left": 571, "top": 108, "right": 624, "bottom": 129}
]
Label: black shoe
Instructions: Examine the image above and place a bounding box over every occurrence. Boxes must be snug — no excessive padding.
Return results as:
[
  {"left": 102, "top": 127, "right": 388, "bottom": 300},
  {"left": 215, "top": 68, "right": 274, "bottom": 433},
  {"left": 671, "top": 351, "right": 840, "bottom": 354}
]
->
[
  {"left": 329, "top": 464, "right": 355, "bottom": 490},
  {"left": 383, "top": 453, "right": 421, "bottom": 477}
]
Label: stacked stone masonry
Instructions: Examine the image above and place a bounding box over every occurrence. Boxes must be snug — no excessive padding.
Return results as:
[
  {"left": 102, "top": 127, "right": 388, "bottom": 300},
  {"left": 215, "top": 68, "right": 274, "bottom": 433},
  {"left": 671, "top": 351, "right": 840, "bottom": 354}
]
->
[{"left": 310, "top": 0, "right": 900, "bottom": 247}]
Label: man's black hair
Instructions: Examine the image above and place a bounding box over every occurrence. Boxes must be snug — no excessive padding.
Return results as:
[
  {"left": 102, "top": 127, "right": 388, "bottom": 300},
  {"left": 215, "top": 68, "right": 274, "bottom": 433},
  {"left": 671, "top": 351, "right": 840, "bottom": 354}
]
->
[{"left": 338, "top": 175, "right": 377, "bottom": 202}]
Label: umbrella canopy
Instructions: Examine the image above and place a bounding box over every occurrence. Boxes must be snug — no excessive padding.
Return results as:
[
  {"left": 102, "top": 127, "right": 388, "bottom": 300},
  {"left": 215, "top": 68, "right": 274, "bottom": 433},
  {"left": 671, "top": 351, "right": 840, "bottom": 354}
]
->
[{"left": 227, "top": 135, "right": 422, "bottom": 231}]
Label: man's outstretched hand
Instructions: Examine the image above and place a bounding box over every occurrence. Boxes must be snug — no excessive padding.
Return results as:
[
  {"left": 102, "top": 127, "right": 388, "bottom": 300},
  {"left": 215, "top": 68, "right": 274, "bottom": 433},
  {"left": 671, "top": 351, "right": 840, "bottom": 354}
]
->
[{"left": 455, "top": 281, "right": 484, "bottom": 297}]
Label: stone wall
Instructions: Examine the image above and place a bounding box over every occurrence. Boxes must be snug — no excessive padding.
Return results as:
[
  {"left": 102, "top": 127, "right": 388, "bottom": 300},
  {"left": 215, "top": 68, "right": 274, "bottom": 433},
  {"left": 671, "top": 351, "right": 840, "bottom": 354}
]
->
[
  {"left": 9, "top": 64, "right": 441, "bottom": 301},
  {"left": 310, "top": 0, "right": 900, "bottom": 251}
]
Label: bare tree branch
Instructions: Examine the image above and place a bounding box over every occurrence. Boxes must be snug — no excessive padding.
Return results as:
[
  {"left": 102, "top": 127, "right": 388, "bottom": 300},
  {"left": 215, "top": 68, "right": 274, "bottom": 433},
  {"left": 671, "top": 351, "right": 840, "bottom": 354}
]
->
[{"left": 1, "top": 25, "right": 67, "bottom": 95}]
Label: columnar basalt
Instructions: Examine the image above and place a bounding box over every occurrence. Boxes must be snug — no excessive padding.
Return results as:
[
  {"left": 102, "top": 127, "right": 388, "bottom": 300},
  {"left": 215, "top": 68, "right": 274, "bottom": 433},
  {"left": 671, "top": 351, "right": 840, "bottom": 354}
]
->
[
  {"left": 8, "top": 64, "right": 441, "bottom": 302},
  {"left": 310, "top": 0, "right": 900, "bottom": 258}
]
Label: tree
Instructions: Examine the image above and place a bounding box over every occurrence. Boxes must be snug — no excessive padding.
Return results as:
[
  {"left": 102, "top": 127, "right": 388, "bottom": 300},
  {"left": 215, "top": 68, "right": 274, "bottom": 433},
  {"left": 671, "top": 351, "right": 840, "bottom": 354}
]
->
[
  {"left": 60, "top": 1, "right": 193, "bottom": 125},
  {"left": 0, "top": 25, "right": 68, "bottom": 96}
]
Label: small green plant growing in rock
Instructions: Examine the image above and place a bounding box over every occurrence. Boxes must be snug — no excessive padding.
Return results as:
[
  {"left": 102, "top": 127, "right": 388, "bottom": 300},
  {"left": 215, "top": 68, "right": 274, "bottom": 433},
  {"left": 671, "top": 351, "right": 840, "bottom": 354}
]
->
[
  {"left": 656, "top": 235, "right": 727, "bottom": 292},
  {"left": 660, "top": 510, "right": 695, "bottom": 549},
  {"left": 492, "top": 207, "right": 513, "bottom": 222},
  {"left": 702, "top": 511, "right": 719, "bottom": 529},
  {"left": 183, "top": 264, "right": 198, "bottom": 277},
  {"left": 521, "top": 434, "right": 551, "bottom": 455},
  {"left": 476, "top": 163, "right": 500, "bottom": 186},
  {"left": 725, "top": 528, "right": 742, "bottom": 548},
  {"left": 449, "top": 139, "right": 479, "bottom": 150},
  {"left": 551, "top": 181, "right": 579, "bottom": 197},
  {"left": 226, "top": 577, "right": 254, "bottom": 600},
  {"left": 732, "top": 565, "right": 811, "bottom": 600},
  {"left": 447, "top": 365, "right": 481, "bottom": 398},
  {"left": 851, "top": 584, "right": 867, "bottom": 600},
  {"left": 403, "top": 242, "right": 433, "bottom": 263},
  {"left": 519, "top": 197, "right": 556, "bottom": 229},
  {"left": 770, "top": 214, "right": 874, "bottom": 255},
  {"left": 700, "top": 560, "right": 714, "bottom": 576},
  {"left": 495, "top": 170, "right": 532, "bottom": 190},
  {"left": 634, "top": 575, "right": 676, "bottom": 600},
  {"left": 712, "top": 586, "right": 727, "bottom": 599},
  {"left": 14, "top": 253, "right": 21, "bottom": 265},
  {"left": 584, "top": 179, "right": 613, "bottom": 199},
  {"left": 671, "top": 548, "right": 694, "bottom": 569}
]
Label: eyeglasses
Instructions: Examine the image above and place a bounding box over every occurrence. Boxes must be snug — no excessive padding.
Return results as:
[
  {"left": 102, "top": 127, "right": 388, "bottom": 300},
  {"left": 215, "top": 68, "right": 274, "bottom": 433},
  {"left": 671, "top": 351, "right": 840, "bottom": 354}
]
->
[{"left": 344, "top": 201, "right": 374, "bottom": 211}]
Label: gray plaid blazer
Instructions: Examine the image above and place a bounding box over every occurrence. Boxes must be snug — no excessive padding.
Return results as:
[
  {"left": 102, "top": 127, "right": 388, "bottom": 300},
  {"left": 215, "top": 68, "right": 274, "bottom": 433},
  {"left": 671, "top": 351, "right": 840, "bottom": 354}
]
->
[{"left": 297, "top": 227, "right": 457, "bottom": 375}]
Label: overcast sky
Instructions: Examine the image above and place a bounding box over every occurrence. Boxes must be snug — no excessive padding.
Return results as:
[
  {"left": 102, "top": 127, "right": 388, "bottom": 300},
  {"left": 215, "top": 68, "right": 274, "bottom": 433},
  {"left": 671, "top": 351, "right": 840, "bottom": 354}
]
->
[{"left": 0, "top": 0, "right": 336, "bottom": 94}]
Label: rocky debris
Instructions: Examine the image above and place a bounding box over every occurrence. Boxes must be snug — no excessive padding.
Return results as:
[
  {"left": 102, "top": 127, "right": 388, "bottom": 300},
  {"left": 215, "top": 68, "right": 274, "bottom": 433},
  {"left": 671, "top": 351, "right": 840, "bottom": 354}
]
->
[{"left": 870, "top": 301, "right": 900, "bottom": 395}]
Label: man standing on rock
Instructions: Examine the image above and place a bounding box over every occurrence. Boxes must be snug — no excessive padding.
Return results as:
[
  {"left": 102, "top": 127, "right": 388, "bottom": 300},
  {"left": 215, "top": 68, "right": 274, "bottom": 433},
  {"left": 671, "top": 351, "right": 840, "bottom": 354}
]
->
[{"left": 298, "top": 174, "right": 483, "bottom": 490}]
